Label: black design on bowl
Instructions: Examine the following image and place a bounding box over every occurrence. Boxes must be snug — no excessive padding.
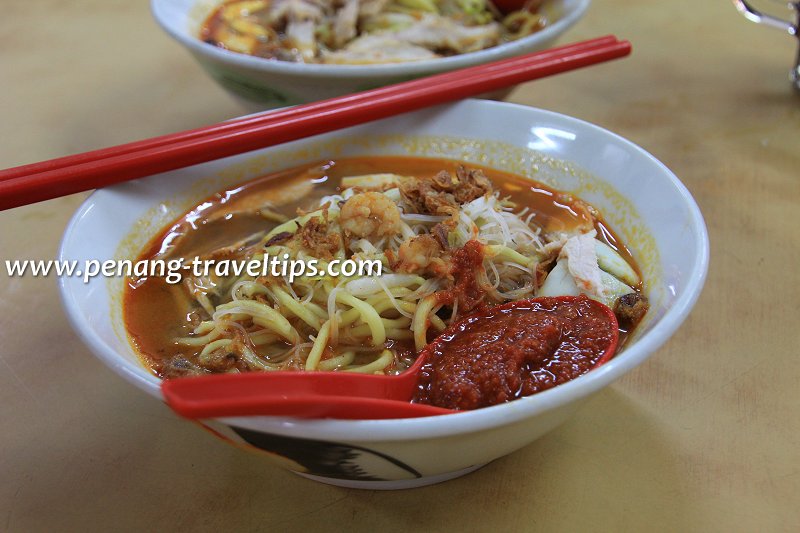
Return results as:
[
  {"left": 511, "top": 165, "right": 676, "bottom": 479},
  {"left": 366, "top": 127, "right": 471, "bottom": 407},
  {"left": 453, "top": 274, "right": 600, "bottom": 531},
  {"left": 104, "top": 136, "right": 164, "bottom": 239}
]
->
[{"left": 231, "top": 427, "right": 422, "bottom": 481}]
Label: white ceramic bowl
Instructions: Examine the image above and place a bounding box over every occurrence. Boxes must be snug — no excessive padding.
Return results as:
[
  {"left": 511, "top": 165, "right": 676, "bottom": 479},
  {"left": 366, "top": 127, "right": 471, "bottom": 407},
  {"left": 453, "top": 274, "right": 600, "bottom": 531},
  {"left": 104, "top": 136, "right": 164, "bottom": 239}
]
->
[
  {"left": 59, "top": 100, "right": 708, "bottom": 489},
  {"left": 151, "top": 0, "right": 591, "bottom": 109}
]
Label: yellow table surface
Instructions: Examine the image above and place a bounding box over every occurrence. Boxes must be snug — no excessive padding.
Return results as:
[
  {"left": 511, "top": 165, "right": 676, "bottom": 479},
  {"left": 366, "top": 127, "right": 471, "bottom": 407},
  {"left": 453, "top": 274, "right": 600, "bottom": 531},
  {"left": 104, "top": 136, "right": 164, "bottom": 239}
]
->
[{"left": 2, "top": 1, "right": 799, "bottom": 531}]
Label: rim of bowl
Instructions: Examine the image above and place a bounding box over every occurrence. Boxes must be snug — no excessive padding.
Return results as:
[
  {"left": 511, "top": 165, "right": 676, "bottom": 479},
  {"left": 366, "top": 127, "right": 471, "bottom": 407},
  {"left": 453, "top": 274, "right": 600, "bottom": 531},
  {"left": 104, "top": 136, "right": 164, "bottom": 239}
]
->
[
  {"left": 58, "top": 100, "right": 709, "bottom": 442},
  {"left": 150, "top": 0, "right": 591, "bottom": 78}
]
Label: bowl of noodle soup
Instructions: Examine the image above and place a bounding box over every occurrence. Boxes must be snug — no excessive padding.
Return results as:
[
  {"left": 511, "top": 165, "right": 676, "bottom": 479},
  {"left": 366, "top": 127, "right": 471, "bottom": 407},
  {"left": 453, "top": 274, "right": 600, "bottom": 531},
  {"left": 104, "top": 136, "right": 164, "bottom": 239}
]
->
[
  {"left": 150, "top": 0, "right": 591, "bottom": 109},
  {"left": 59, "top": 99, "right": 708, "bottom": 489}
]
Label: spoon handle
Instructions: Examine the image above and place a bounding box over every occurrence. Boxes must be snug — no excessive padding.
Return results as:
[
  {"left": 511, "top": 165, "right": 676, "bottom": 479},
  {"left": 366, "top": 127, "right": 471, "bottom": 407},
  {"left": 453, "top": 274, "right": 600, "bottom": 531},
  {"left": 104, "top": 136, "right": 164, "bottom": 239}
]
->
[{"left": 161, "top": 371, "right": 448, "bottom": 420}]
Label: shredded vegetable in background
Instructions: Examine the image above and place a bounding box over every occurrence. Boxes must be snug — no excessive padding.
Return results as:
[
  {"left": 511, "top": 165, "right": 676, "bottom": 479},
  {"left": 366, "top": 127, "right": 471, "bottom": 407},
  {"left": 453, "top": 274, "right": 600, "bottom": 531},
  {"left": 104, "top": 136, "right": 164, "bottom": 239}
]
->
[{"left": 200, "top": 0, "right": 549, "bottom": 64}]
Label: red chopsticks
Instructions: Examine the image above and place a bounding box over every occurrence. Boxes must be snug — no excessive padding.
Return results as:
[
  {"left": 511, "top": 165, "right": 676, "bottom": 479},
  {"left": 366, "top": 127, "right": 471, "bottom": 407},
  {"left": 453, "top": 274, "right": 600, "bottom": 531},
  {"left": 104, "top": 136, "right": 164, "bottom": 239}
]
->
[{"left": 0, "top": 36, "right": 631, "bottom": 211}]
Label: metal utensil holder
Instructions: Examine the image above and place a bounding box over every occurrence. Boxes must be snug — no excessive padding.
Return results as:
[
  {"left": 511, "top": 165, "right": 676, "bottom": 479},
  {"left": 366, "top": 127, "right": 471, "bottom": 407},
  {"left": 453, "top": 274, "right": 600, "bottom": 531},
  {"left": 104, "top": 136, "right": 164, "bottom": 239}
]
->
[{"left": 733, "top": 1, "right": 800, "bottom": 89}]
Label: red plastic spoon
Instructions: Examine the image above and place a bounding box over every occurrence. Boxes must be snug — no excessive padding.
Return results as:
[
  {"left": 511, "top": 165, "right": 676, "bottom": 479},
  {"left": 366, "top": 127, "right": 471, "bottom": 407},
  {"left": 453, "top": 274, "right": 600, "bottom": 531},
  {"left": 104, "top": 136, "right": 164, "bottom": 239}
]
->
[{"left": 162, "top": 296, "right": 619, "bottom": 420}]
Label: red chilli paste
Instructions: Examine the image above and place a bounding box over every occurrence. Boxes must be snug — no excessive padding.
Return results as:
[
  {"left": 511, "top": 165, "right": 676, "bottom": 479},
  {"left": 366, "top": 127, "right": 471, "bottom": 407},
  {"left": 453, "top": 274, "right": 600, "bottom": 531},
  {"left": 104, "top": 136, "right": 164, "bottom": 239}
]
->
[{"left": 414, "top": 295, "right": 619, "bottom": 410}]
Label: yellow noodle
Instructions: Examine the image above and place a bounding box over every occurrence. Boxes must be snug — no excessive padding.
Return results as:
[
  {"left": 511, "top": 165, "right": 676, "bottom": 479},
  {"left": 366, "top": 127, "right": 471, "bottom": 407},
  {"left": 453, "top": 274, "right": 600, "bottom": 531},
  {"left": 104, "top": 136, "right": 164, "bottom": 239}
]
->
[
  {"left": 348, "top": 317, "right": 411, "bottom": 338},
  {"left": 176, "top": 327, "right": 223, "bottom": 346},
  {"left": 412, "top": 294, "right": 438, "bottom": 352},
  {"left": 270, "top": 285, "right": 323, "bottom": 330},
  {"left": 193, "top": 321, "right": 216, "bottom": 335},
  {"left": 215, "top": 300, "right": 300, "bottom": 343},
  {"left": 384, "top": 328, "right": 414, "bottom": 340},
  {"left": 242, "top": 343, "right": 283, "bottom": 371},
  {"left": 344, "top": 349, "right": 394, "bottom": 374},
  {"left": 318, "top": 351, "right": 356, "bottom": 371},
  {"left": 429, "top": 314, "right": 447, "bottom": 332},
  {"left": 199, "top": 338, "right": 232, "bottom": 356},
  {"left": 336, "top": 292, "right": 386, "bottom": 345},
  {"left": 305, "top": 320, "right": 332, "bottom": 370},
  {"left": 248, "top": 330, "right": 281, "bottom": 346}
]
